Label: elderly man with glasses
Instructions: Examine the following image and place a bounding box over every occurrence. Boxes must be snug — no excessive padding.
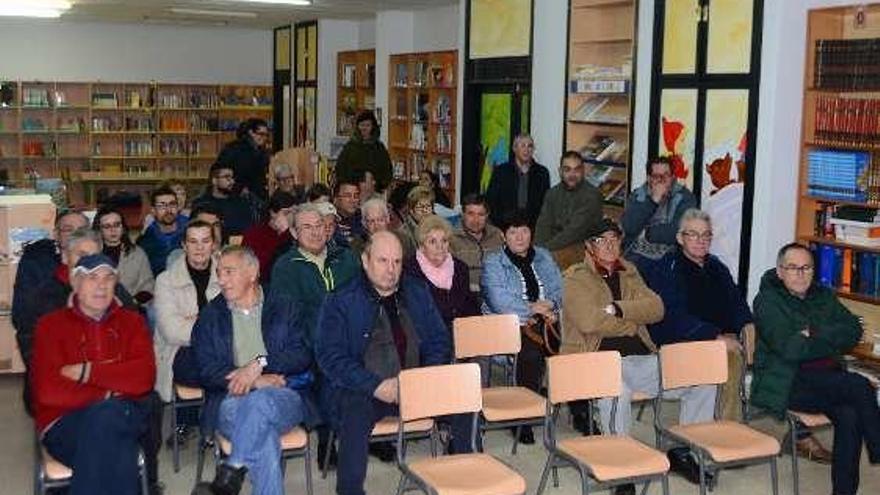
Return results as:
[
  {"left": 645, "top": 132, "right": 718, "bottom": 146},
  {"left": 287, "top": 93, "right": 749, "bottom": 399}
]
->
[{"left": 751, "top": 242, "right": 880, "bottom": 495}]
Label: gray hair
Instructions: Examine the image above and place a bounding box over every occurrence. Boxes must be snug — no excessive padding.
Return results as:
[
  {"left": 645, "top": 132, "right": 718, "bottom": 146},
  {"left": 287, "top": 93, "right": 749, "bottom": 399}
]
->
[
  {"left": 274, "top": 162, "right": 293, "bottom": 179},
  {"left": 361, "top": 198, "right": 389, "bottom": 220},
  {"left": 512, "top": 133, "right": 534, "bottom": 149},
  {"left": 293, "top": 202, "right": 324, "bottom": 228},
  {"left": 55, "top": 210, "right": 89, "bottom": 230},
  {"left": 219, "top": 244, "right": 260, "bottom": 271},
  {"left": 64, "top": 227, "right": 102, "bottom": 253},
  {"left": 678, "top": 208, "right": 712, "bottom": 232}
]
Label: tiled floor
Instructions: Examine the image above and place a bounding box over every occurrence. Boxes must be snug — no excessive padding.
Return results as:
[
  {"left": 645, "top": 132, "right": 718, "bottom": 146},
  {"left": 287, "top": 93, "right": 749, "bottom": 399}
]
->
[{"left": 2, "top": 374, "right": 877, "bottom": 495}]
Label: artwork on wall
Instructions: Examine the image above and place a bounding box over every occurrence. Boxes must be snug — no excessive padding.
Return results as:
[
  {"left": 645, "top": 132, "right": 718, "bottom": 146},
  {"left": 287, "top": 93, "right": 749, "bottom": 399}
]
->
[
  {"left": 658, "top": 89, "right": 697, "bottom": 191},
  {"left": 707, "top": 0, "right": 754, "bottom": 74},
  {"left": 479, "top": 92, "right": 512, "bottom": 192},
  {"left": 469, "top": 0, "right": 532, "bottom": 59}
]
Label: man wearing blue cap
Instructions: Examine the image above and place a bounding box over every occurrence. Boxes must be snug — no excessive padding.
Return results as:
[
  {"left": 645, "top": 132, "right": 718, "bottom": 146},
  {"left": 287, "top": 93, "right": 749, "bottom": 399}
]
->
[{"left": 31, "top": 253, "right": 157, "bottom": 495}]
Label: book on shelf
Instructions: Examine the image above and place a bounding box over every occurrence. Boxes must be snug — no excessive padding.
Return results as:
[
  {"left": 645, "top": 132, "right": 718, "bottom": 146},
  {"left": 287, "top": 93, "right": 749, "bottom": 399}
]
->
[
  {"left": 395, "top": 63, "right": 408, "bottom": 87},
  {"left": 807, "top": 149, "right": 872, "bottom": 203},
  {"left": 364, "top": 95, "right": 376, "bottom": 110},
  {"left": 813, "top": 242, "right": 880, "bottom": 297},
  {"left": 569, "top": 79, "right": 630, "bottom": 94},
  {"left": 814, "top": 38, "right": 880, "bottom": 90},
  {"left": 580, "top": 135, "right": 619, "bottom": 162},
  {"left": 365, "top": 64, "right": 376, "bottom": 88},
  {"left": 342, "top": 64, "right": 357, "bottom": 88},
  {"left": 814, "top": 95, "right": 880, "bottom": 146},
  {"left": 570, "top": 96, "right": 628, "bottom": 125}
]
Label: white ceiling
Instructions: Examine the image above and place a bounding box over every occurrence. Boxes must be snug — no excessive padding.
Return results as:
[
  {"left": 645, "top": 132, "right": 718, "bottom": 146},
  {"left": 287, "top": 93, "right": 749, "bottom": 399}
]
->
[{"left": 57, "top": 0, "right": 457, "bottom": 29}]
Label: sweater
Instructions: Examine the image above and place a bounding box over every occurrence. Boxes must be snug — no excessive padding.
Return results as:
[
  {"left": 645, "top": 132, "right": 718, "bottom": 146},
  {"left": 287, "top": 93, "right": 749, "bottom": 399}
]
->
[
  {"left": 449, "top": 225, "right": 505, "bottom": 293},
  {"left": 31, "top": 300, "right": 156, "bottom": 432},
  {"left": 405, "top": 255, "right": 480, "bottom": 333},
  {"left": 535, "top": 180, "right": 603, "bottom": 251},
  {"left": 137, "top": 216, "right": 187, "bottom": 275},
  {"left": 242, "top": 221, "right": 292, "bottom": 282}
]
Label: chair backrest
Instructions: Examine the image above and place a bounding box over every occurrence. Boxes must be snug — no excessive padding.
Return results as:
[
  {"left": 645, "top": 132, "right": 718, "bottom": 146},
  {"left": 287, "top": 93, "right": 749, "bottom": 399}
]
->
[
  {"left": 453, "top": 314, "right": 521, "bottom": 359},
  {"left": 742, "top": 324, "right": 756, "bottom": 366},
  {"left": 547, "top": 351, "right": 621, "bottom": 405},
  {"left": 659, "top": 340, "right": 728, "bottom": 389},
  {"left": 399, "top": 363, "right": 482, "bottom": 422}
]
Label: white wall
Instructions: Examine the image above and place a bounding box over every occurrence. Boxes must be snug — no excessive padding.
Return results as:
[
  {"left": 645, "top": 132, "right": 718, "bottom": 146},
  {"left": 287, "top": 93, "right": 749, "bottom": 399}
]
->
[
  {"left": 530, "top": 0, "right": 567, "bottom": 184},
  {"left": 412, "top": 4, "right": 460, "bottom": 52},
  {"left": 0, "top": 19, "right": 271, "bottom": 83},
  {"left": 316, "top": 19, "right": 360, "bottom": 155}
]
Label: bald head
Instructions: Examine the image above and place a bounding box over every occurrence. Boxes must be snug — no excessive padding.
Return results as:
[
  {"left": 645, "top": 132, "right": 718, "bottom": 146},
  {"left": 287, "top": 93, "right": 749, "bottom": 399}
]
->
[{"left": 362, "top": 231, "right": 403, "bottom": 296}]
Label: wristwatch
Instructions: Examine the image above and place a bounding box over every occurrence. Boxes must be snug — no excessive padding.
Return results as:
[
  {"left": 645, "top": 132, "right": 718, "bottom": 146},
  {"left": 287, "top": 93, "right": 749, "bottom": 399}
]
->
[
  {"left": 604, "top": 304, "right": 617, "bottom": 316},
  {"left": 254, "top": 355, "right": 268, "bottom": 368}
]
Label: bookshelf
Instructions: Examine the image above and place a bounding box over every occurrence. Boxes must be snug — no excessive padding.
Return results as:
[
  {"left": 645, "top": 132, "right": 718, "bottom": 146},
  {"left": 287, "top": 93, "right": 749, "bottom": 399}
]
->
[
  {"left": 796, "top": 4, "right": 880, "bottom": 327},
  {"left": 565, "top": 0, "right": 637, "bottom": 212},
  {"left": 337, "top": 49, "right": 376, "bottom": 138},
  {"left": 388, "top": 50, "right": 457, "bottom": 203},
  {"left": 0, "top": 80, "right": 271, "bottom": 206}
]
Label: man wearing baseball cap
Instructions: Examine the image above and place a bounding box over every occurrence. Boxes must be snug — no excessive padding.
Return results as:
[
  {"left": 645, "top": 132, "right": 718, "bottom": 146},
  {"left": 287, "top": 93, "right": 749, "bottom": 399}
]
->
[{"left": 31, "top": 253, "right": 157, "bottom": 495}]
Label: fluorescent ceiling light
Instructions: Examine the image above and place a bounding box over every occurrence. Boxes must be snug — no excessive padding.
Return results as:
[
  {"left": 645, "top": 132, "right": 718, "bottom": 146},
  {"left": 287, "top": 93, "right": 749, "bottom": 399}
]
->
[
  {"left": 0, "top": 0, "right": 71, "bottom": 18},
  {"left": 232, "top": 0, "right": 311, "bottom": 5},
  {"left": 170, "top": 7, "right": 258, "bottom": 18}
]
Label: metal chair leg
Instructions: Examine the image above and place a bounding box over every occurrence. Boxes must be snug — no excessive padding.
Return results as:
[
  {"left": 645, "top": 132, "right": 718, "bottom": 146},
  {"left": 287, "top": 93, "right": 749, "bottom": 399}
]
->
[
  {"left": 536, "top": 453, "right": 554, "bottom": 495},
  {"left": 789, "top": 422, "right": 801, "bottom": 495},
  {"left": 171, "top": 398, "right": 180, "bottom": 473},
  {"left": 552, "top": 464, "right": 560, "bottom": 488},
  {"left": 139, "top": 451, "right": 150, "bottom": 495},
  {"left": 661, "top": 474, "right": 670, "bottom": 495},
  {"left": 636, "top": 403, "right": 647, "bottom": 421},
  {"left": 194, "top": 437, "right": 209, "bottom": 485},
  {"left": 770, "top": 456, "right": 779, "bottom": 495},
  {"left": 511, "top": 425, "right": 521, "bottom": 455},
  {"left": 304, "top": 441, "right": 314, "bottom": 495},
  {"left": 639, "top": 480, "right": 651, "bottom": 495},
  {"left": 395, "top": 472, "right": 409, "bottom": 495},
  {"left": 698, "top": 452, "right": 708, "bottom": 495},
  {"left": 321, "top": 430, "right": 335, "bottom": 479}
]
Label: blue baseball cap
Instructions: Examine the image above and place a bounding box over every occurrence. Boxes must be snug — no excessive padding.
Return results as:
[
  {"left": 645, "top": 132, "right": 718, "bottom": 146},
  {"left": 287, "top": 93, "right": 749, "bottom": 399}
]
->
[{"left": 72, "top": 253, "right": 118, "bottom": 276}]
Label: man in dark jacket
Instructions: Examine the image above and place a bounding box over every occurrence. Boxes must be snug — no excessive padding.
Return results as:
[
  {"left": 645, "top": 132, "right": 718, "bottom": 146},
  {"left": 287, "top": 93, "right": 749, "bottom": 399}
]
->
[
  {"left": 485, "top": 134, "right": 550, "bottom": 228},
  {"left": 217, "top": 118, "right": 271, "bottom": 200},
  {"left": 192, "top": 162, "right": 261, "bottom": 237},
  {"left": 192, "top": 245, "right": 312, "bottom": 495},
  {"left": 335, "top": 110, "right": 393, "bottom": 193},
  {"left": 333, "top": 179, "right": 365, "bottom": 246},
  {"left": 138, "top": 186, "right": 187, "bottom": 275},
  {"left": 621, "top": 156, "right": 696, "bottom": 273},
  {"left": 643, "top": 210, "right": 754, "bottom": 421},
  {"left": 535, "top": 151, "right": 603, "bottom": 270},
  {"left": 752, "top": 243, "right": 879, "bottom": 495},
  {"left": 317, "top": 231, "right": 474, "bottom": 495}
]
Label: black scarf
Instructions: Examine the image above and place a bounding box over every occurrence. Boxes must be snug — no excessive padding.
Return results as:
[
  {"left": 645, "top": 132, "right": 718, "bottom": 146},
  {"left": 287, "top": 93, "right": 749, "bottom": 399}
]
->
[{"left": 504, "top": 245, "right": 539, "bottom": 302}]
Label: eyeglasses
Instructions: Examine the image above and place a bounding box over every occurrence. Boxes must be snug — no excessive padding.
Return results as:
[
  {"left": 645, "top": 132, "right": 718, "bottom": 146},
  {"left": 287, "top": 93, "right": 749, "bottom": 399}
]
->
[
  {"left": 590, "top": 235, "right": 620, "bottom": 247},
  {"left": 154, "top": 201, "right": 179, "bottom": 210},
  {"left": 364, "top": 215, "right": 388, "bottom": 226},
  {"left": 215, "top": 173, "right": 234, "bottom": 180},
  {"left": 650, "top": 172, "right": 672, "bottom": 181},
  {"left": 680, "top": 230, "right": 713, "bottom": 242},
  {"left": 337, "top": 193, "right": 359, "bottom": 200},
  {"left": 780, "top": 264, "right": 814, "bottom": 275},
  {"left": 100, "top": 221, "right": 122, "bottom": 230}
]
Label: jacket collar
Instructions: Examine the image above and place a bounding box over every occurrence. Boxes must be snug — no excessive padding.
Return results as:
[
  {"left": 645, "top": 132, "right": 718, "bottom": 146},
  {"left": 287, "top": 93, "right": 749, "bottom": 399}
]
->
[
  {"left": 66, "top": 293, "right": 122, "bottom": 322},
  {"left": 166, "top": 252, "right": 219, "bottom": 289}
]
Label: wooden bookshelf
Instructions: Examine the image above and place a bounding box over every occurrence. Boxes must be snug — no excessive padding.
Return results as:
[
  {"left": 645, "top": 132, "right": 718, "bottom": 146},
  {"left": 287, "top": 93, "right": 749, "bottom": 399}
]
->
[
  {"left": 337, "top": 49, "right": 375, "bottom": 138},
  {"left": 388, "top": 50, "right": 457, "bottom": 203},
  {"left": 565, "top": 0, "right": 637, "bottom": 212},
  {"left": 796, "top": 4, "right": 880, "bottom": 327},
  {"left": 0, "top": 80, "right": 271, "bottom": 207}
]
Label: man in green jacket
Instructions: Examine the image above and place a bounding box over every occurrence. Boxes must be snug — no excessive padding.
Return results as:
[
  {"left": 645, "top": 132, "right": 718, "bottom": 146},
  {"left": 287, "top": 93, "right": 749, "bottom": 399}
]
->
[
  {"left": 752, "top": 242, "right": 880, "bottom": 495},
  {"left": 535, "top": 151, "right": 602, "bottom": 270}
]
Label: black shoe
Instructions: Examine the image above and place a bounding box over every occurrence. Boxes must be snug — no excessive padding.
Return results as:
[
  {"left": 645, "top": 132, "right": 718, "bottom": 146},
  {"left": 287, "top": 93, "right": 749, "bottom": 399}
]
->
[
  {"left": 191, "top": 464, "right": 247, "bottom": 495},
  {"left": 369, "top": 441, "right": 396, "bottom": 463},
  {"left": 667, "top": 447, "right": 713, "bottom": 486},
  {"left": 513, "top": 426, "right": 535, "bottom": 445},
  {"left": 572, "top": 413, "right": 600, "bottom": 436},
  {"left": 614, "top": 483, "right": 636, "bottom": 495},
  {"left": 317, "top": 438, "right": 338, "bottom": 470},
  {"left": 165, "top": 425, "right": 192, "bottom": 449}
]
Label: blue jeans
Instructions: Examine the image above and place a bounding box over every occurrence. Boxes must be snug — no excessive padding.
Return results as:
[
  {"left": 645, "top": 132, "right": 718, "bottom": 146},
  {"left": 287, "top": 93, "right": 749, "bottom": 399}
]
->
[
  {"left": 218, "top": 387, "right": 304, "bottom": 495},
  {"left": 42, "top": 398, "right": 149, "bottom": 495}
]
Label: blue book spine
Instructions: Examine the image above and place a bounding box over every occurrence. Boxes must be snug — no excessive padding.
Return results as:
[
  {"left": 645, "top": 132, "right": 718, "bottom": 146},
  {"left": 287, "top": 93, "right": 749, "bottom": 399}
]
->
[{"left": 818, "top": 244, "right": 836, "bottom": 288}]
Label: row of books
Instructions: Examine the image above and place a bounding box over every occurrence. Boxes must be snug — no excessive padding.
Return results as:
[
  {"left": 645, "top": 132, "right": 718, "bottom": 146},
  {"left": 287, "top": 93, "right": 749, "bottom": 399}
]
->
[
  {"left": 814, "top": 95, "right": 880, "bottom": 146},
  {"left": 569, "top": 96, "right": 629, "bottom": 125},
  {"left": 814, "top": 38, "right": 880, "bottom": 90},
  {"left": 807, "top": 149, "right": 872, "bottom": 202},
  {"left": 579, "top": 135, "right": 626, "bottom": 163},
  {"left": 814, "top": 243, "right": 880, "bottom": 297}
]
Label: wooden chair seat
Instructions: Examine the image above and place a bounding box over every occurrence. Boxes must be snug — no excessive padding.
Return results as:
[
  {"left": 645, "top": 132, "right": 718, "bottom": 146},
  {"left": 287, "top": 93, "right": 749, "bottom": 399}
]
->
[
  {"left": 668, "top": 420, "right": 781, "bottom": 463},
  {"left": 788, "top": 411, "right": 831, "bottom": 428},
  {"left": 174, "top": 384, "right": 204, "bottom": 401},
  {"left": 41, "top": 448, "right": 72, "bottom": 481},
  {"left": 371, "top": 416, "right": 433, "bottom": 437},
  {"left": 557, "top": 435, "right": 670, "bottom": 482},
  {"left": 217, "top": 426, "right": 308, "bottom": 455},
  {"left": 481, "top": 387, "right": 545, "bottom": 422},
  {"left": 408, "top": 452, "right": 526, "bottom": 495}
]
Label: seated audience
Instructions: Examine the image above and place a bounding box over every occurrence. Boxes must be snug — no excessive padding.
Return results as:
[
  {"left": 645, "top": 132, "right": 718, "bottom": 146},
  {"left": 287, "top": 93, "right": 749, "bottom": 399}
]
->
[
  {"left": 481, "top": 210, "right": 563, "bottom": 444},
  {"left": 450, "top": 193, "right": 504, "bottom": 300},
  {"left": 621, "top": 156, "right": 696, "bottom": 272},
  {"left": 752, "top": 243, "right": 880, "bottom": 495},
  {"left": 535, "top": 151, "right": 603, "bottom": 270},
  {"left": 406, "top": 214, "right": 478, "bottom": 333},
  {"left": 242, "top": 191, "right": 296, "bottom": 283},
  {"left": 395, "top": 185, "right": 435, "bottom": 258},
  {"left": 139, "top": 186, "right": 188, "bottom": 275},
  {"left": 192, "top": 161, "right": 260, "bottom": 237},
  {"left": 317, "top": 231, "right": 474, "bottom": 495},
  {"left": 350, "top": 197, "right": 391, "bottom": 256},
  {"left": 561, "top": 218, "right": 716, "bottom": 488},
  {"left": 333, "top": 179, "right": 364, "bottom": 246},
  {"left": 418, "top": 170, "right": 452, "bottom": 208},
  {"left": 93, "top": 206, "right": 155, "bottom": 308},
  {"left": 192, "top": 246, "right": 312, "bottom": 495},
  {"left": 31, "top": 253, "right": 156, "bottom": 495},
  {"left": 13, "top": 210, "right": 89, "bottom": 416}
]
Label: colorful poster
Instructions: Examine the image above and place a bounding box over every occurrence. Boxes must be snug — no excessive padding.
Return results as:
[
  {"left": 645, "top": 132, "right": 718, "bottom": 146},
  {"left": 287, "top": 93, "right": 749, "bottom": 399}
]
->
[
  {"left": 662, "top": 0, "right": 700, "bottom": 74},
  {"left": 479, "top": 93, "right": 512, "bottom": 192},
  {"left": 703, "top": 89, "right": 750, "bottom": 278},
  {"left": 469, "top": 0, "right": 532, "bottom": 59},
  {"left": 658, "top": 89, "right": 697, "bottom": 190},
  {"left": 707, "top": 0, "right": 754, "bottom": 74}
]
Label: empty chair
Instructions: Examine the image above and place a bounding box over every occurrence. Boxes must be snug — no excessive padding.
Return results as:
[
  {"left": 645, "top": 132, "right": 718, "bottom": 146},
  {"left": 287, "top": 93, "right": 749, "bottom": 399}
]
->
[
  {"left": 537, "top": 351, "right": 670, "bottom": 495},
  {"left": 396, "top": 362, "right": 526, "bottom": 495},
  {"left": 657, "top": 340, "right": 781, "bottom": 495},
  {"left": 453, "top": 314, "right": 546, "bottom": 454}
]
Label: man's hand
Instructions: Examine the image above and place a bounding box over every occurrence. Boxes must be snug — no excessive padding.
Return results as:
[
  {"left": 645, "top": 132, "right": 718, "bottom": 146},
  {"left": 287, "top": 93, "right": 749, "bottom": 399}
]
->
[
  {"left": 226, "top": 361, "right": 263, "bottom": 396},
  {"left": 650, "top": 180, "right": 670, "bottom": 204},
  {"left": 717, "top": 334, "right": 742, "bottom": 353},
  {"left": 253, "top": 374, "right": 286, "bottom": 389},
  {"left": 373, "top": 378, "right": 399, "bottom": 404},
  {"left": 60, "top": 363, "right": 87, "bottom": 382},
  {"left": 530, "top": 300, "right": 557, "bottom": 323}
]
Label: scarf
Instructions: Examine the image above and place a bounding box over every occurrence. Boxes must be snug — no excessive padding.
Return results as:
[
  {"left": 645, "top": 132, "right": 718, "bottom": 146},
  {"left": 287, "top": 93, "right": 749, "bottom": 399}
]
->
[
  {"left": 504, "top": 245, "right": 539, "bottom": 302},
  {"left": 416, "top": 249, "right": 454, "bottom": 290}
]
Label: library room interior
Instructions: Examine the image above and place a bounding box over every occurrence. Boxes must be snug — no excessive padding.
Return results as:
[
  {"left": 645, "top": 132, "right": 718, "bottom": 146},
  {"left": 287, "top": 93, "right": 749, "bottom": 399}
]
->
[{"left": 1, "top": 1, "right": 880, "bottom": 495}]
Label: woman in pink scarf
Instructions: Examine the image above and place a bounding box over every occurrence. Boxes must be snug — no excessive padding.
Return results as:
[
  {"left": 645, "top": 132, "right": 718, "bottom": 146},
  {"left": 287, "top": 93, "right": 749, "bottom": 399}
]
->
[{"left": 405, "top": 215, "right": 479, "bottom": 333}]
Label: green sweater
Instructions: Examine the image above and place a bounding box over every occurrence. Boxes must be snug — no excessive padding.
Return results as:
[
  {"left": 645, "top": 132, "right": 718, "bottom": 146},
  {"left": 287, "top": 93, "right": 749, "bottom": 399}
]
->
[
  {"left": 534, "top": 180, "right": 603, "bottom": 250},
  {"left": 751, "top": 269, "right": 862, "bottom": 416},
  {"left": 269, "top": 245, "right": 360, "bottom": 346}
]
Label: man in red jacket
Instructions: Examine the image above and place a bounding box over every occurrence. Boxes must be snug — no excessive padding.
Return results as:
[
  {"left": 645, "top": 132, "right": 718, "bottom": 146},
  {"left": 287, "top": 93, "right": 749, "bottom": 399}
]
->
[{"left": 31, "top": 253, "right": 156, "bottom": 495}]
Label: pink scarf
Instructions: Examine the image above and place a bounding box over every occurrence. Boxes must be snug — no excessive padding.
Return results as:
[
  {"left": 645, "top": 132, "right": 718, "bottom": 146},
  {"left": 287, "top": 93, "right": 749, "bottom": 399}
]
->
[{"left": 416, "top": 249, "right": 454, "bottom": 290}]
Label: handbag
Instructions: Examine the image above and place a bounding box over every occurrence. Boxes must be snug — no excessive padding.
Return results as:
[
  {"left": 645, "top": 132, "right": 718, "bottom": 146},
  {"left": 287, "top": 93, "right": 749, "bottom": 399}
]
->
[{"left": 521, "top": 314, "right": 561, "bottom": 356}]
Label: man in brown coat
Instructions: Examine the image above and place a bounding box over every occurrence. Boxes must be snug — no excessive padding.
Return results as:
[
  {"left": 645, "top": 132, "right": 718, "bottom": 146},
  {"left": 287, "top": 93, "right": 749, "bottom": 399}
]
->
[{"left": 561, "top": 218, "right": 716, "bottom": 490}]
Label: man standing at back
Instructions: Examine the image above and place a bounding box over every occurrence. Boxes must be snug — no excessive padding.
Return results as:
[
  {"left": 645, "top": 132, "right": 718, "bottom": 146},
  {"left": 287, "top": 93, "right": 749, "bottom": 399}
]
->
[
  {"left": 486, "top": 134, "right": 550, "bottom": 228},
  {"left": 192, "top": 162, "right": 260, "bottom": 237},
  {"left": 535, "top": 151, "right": 603, "bottom": 270}
]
